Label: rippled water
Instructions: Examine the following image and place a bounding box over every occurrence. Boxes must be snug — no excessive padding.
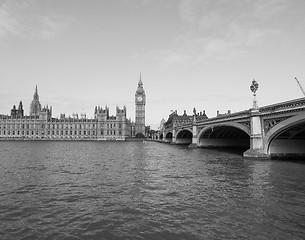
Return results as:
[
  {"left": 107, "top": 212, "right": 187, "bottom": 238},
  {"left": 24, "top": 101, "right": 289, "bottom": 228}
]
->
[{"left": 0, "top": 141, "right": 305, "bottom": 240}]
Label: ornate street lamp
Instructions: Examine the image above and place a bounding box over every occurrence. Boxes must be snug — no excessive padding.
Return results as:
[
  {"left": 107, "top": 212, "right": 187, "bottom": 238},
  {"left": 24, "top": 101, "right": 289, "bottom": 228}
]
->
[{"left": 250, "top": 79, "right": 259, "bottom": 109}]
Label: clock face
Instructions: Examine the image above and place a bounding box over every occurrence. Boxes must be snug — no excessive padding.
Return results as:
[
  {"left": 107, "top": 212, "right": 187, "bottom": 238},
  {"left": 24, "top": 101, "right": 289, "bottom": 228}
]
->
[{"left": 137, "top": 96, "right": 142, "bottom": 101}]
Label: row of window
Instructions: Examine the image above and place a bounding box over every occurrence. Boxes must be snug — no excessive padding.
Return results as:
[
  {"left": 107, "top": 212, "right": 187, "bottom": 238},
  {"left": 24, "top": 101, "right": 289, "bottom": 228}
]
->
[
  {"left": 41, "top": 124, "right": 96, "bottom": 129},
  {"left": 0, "top": 130, "right": 94, "bottom": 136},
  {"left": 107, "top": 123, "right": 123, "bottom": 128},
  {"left": 0, "top": 124, "right": 96, "bottom": 129},
  {"left": 0, "top": 130, "right": 124, "bottom": 136},
  {"left": 0, "top": 123, "right": 125, "bottom": 130}
]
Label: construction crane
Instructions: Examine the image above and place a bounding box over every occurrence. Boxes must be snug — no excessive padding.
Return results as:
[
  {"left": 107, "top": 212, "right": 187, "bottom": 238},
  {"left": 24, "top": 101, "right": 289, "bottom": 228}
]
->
[{"left": 295, "top": 77, "right": 305, "bottom": 96}]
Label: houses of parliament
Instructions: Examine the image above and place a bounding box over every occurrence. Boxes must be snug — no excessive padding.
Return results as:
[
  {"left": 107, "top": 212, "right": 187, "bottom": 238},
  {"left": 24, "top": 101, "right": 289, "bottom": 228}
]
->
[{"left": 0, "top": 78, "right": 146, "bottom": 140}]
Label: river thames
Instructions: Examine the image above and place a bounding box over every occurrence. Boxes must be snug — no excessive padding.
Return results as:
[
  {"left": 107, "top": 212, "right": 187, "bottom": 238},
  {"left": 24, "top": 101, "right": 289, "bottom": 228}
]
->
[{"left": 0, "top": 141, "right": 304, "bottom": 240}]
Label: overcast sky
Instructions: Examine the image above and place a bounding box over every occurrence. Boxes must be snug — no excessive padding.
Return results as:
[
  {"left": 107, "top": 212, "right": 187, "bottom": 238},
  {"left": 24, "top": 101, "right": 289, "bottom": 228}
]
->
[{"left": 1, "top": 0, "right": 305, "bottom": 129}]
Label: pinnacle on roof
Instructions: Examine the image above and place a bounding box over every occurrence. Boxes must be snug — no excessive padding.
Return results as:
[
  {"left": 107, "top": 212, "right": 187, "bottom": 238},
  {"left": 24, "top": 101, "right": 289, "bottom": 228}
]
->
[
  {"left": 33, "top": 85, "right": 39, "bottom": 100},
  {"left": 138, "top": 73, "right": 143, "bottom": 87},
  {"left": 136, "top": 74, "right": 145, "bottom": 94}
]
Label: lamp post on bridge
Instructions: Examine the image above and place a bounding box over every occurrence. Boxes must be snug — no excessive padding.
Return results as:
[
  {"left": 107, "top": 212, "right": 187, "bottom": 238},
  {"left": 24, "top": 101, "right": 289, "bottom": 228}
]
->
[
  {"left": 189, "top": 107, "right": 199, "bottom": 148},
  {"left": 250, "top": 79, "right": 259, "bottom": 109},
  {"left": 244, "top": 79, "right": 269, "bottom": 158}
]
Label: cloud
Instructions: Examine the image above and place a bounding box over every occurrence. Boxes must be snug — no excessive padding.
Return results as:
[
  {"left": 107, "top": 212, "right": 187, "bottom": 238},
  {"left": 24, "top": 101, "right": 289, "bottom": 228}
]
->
[
  {"left": 151, "top": 0, "right": 295, "bottom": 68},
  {"left": 38, "top": 14, "right": 72, "bottom": 40},
  {"left": 0, "top": 0, "right": 73, "bottom": 44},
  {"left": 160, "top": 50, "right": 192, "bottom": 66},
  {"left": 0, "top": 1, "right": 25, "bottom": 39},
  {"left": 253, "top": 0, "right": 289, "bottom": 19},
  {"left": 178, "top": 0, "right": 201, "bottom": 26},
  {"left": 122, "top": 0, "right": 153, "bottom": 5},
  {"left": 198, "top": 11, "right": 222, "bottom": 32}
]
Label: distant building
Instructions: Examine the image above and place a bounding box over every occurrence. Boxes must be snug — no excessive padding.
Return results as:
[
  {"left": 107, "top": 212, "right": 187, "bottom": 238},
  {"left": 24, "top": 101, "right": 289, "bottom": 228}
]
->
[
  {"left": 0, "top": 86, "right": 133, "bottom": 140},
  {"left": 164, "top": 108, "right": 208, "bottom": 130}
]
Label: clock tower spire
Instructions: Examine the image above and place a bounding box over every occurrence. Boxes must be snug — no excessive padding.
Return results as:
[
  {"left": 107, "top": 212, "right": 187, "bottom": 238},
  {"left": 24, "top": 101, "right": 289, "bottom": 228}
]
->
[{"left": 135, "top": 74, "right": 146, "bottom": 137}]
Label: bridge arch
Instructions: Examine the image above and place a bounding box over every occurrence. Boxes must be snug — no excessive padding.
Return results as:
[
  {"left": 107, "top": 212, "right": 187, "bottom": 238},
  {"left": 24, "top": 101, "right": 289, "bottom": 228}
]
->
[
  {"left": 176, "top": 129, "right": 193, "bottom": 145},
  {"left": 165, "top": 132, "right": 173, "bottom": 143},
  {"left": 159, "top": 133, "right": 163, "bottom": 140},
  {"left": 198, "top": 123, "right": 250, "bottom": 148},
  {"left": 265, "top": 112, "right": 305, "bottom": 157}
]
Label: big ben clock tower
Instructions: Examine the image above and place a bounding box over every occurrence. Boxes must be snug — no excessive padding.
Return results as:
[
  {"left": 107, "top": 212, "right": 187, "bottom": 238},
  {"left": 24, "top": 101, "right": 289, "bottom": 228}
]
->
[{"left": 135, "top": 75, "right": 146, "bottom": 137}]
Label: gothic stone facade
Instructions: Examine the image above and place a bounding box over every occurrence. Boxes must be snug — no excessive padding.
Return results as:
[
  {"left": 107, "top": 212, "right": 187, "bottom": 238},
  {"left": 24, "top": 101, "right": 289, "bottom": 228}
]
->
[
  {"left": 0, "top": 87, "right": 132, "bottom": 140},
  {"left": 164, "top": 109, "right": 208, "bottom": 130}
]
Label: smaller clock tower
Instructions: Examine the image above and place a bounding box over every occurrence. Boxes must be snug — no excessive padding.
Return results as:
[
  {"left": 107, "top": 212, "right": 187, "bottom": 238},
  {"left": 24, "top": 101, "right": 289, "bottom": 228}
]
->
[{"left": 135, "top": 75, "right": 146, "bottom": 137}]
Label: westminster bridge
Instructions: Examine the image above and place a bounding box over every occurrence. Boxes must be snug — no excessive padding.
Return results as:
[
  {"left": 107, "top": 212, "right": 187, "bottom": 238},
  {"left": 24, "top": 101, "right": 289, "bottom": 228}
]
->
[{"left": 158, "top": 97, "right": 305, "bottom": 158}]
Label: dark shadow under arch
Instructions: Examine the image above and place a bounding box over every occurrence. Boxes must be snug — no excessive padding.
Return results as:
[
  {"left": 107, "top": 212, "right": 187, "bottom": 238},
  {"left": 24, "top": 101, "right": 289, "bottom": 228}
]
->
[
  {"left": 268, "top": 122, "right": 305, "bottom": 158},
  {"left": 176, "top": 129, "right": 193, "bottom": 145},
  {"left": 199, "top": 125, "right": 250, "bottom": 148}
]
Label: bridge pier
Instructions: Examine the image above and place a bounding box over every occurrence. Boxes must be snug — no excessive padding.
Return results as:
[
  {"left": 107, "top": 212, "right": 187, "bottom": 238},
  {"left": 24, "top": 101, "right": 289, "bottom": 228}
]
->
[
  {"left": 171, "top": 127, "right": 177, "bottom": 144},
  {"left": 189, "top": 124, "right": 198, "bottom": 148},
  {"left": 243, "top": 109, "right": 270, "bottom": 158}
]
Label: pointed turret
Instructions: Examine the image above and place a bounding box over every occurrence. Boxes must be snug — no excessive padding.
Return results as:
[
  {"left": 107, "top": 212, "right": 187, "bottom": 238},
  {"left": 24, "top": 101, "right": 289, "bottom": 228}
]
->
[
  {"left": 30, "top": 85, "right": 42, "bottom": 116},
  {"left": 17, "top": 101, "right": 24, "bottom": 117},
  {"left": 18, "top": 101, "right": 23, "bottom": 110},
  {"left": 33, "top": 85, "right": 39, "bottom": 101},
  {"left": 11, "top": 105, "right": 17, "bottom": 118}
]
